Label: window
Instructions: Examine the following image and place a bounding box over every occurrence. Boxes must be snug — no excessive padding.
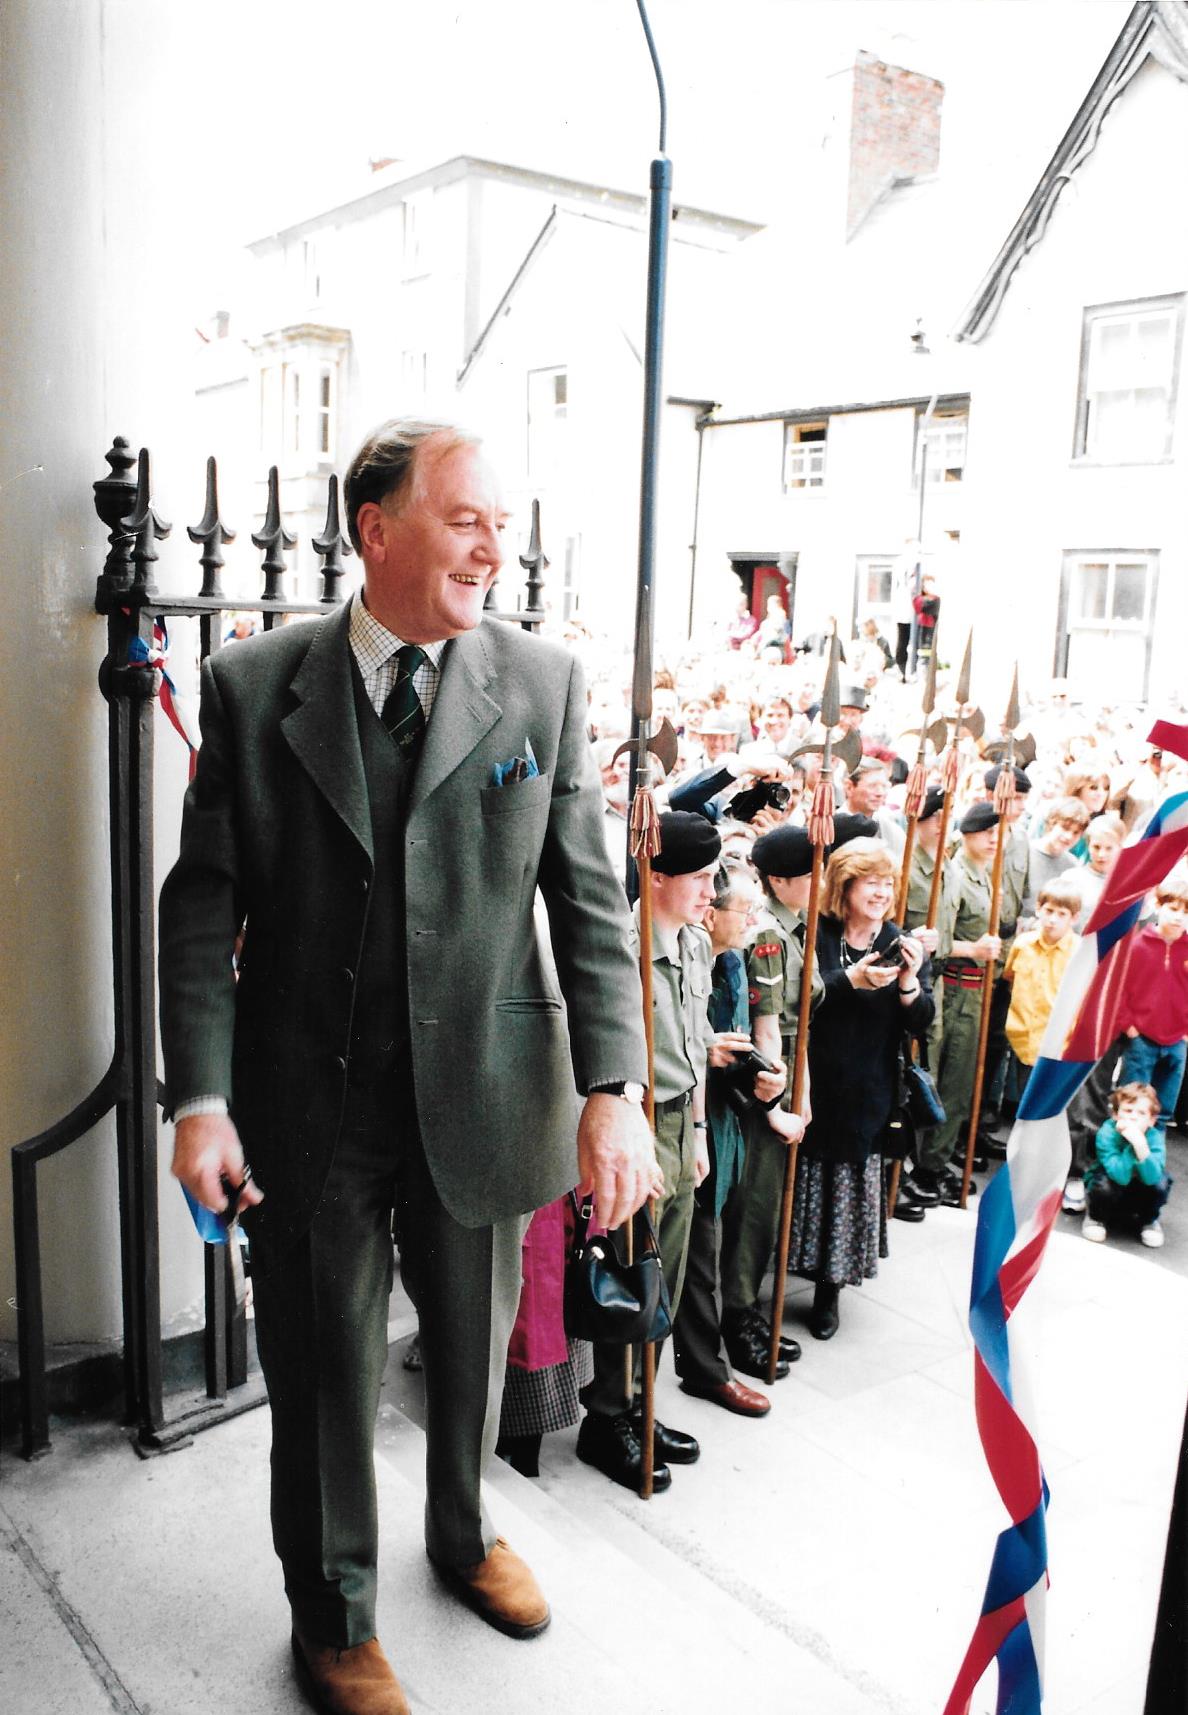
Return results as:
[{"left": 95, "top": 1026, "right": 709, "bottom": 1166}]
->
[
  {"left": 400, "top": 349, "right": 428, "bottom": 404},
  {"left": 853, "top": 555, "right": 897, "bottom": 635},
  {"left": 783, "top": 421, "right": 827, "bottom": 489},
  {"left": 916, "top": 412, "right": 967, "bottom": 483},
  {"left": 1075, "top": 297, "right": 1184, "bottom": 462},
  {"left": 1057, "top": 552, "right": 1158, "bottom": 701},
  {"left": 561, "top": 535, "right": 581, "bottom": 620},
  {"left": 258, "top": 355, "right": 339, "bottom": 463},
  {"left": 402, "top": 194, "right": 431, "bottom": 278},
  {"left": 527, "top": 367, "right": 568, "bottom": 485}
]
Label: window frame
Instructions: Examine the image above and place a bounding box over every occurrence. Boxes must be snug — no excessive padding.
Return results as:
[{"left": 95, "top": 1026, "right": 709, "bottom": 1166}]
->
[
  {"left": 1054, "top": 549, "right": 1160, "bottom": 702},
  {"left": 782, "top": 420, "right": 828, "bottom": 491},
  {"left": 1072, "top": 294, "right": 1185, "bottom": 465}
]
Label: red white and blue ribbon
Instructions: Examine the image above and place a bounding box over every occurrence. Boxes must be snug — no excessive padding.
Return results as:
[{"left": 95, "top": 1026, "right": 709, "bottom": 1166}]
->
[
  {"left": 129, "top": 619, "right": 201, "bottom": 779},
  {"left": 945, "top": 722, "right": 1188, "bottom": 1715}
]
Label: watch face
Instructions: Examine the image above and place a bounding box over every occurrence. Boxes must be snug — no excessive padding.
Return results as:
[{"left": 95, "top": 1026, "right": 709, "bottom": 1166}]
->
[{"left": 623, "top": 1081, "right": 645, "bottom": 1104}]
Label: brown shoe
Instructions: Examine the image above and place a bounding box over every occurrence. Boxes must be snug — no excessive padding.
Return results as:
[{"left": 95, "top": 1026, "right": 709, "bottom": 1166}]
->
[
  {"left": 434, "top": 1537, "right": 550, "bottom": 1638},
  {"left": 681, "top": 1376, "right": 771, "bottom": 1417},
  {"left": 291, "top": 1633, "right": 410, "bottom": 1715}
]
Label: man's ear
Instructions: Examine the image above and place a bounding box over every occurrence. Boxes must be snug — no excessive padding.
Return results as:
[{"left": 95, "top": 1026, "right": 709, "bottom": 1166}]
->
[{"left": 355, "top": 501, "right": 387, "bottom": 559}]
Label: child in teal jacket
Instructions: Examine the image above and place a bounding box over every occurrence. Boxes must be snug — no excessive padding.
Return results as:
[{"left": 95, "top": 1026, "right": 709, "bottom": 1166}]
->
[{"left": 1083, "top": 1082, "right": 1171, "bottom": 1248}]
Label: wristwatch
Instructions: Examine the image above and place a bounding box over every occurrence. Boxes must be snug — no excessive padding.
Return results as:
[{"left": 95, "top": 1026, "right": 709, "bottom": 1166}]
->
[{"left": 591, "top": 1080, "right": 645, "bottom": 1104}]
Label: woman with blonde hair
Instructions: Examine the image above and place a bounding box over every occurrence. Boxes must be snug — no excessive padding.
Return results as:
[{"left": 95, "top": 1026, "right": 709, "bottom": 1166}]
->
[{"left": 790, "top": 838, "right": 933, "bottom": 1338}]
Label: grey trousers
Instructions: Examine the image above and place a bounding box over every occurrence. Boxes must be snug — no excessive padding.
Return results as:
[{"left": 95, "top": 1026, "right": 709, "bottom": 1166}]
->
[{"left": 252, "top": 1075, "right": 529, "bottom": 1647}]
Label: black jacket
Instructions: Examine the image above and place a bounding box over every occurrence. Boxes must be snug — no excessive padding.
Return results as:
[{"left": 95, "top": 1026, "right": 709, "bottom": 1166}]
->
[{"left": 801, "top": 918, "right": 933, "bottom": 1164}]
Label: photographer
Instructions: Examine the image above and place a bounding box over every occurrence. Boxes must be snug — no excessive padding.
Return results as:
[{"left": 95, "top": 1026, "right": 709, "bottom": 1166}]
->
[
  {"left": 673, "top": 867, "right": 790, "bottom": 1416},
  {"left": 667, "top": 740, "right": 799, "bottom": 826},
  {"left": 790, "top": 840, "right": 933, "bottom": 1341}
]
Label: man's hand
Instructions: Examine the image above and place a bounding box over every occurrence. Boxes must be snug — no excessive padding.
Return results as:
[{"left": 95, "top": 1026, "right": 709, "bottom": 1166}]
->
[
  {"left": 707, "top": 1030, "right": 754, "bottom": 1068},
  {"left": 914, "top": 925, "right": 939, "bottom": 956},
  {"left": 693, "top": 1128, "right": 710, "bottom": 1187},
  {"left": 577, "top": 1095, "right": 663, "bottom": 1231},
  {"left": 971, "top": 933, "right": 1003, "bottom": 965},
  {"left": 171, "top": 1113, "right": 265, "bottom": 1217},
  {"left": 753, "top": 1063, "right": 787, "bottom": 1104},
  {"left": 767, "top": 1107, "right": 806, "bottom": 1145}
]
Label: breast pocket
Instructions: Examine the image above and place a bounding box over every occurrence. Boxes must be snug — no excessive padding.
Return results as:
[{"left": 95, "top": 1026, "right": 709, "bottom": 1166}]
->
[{"left": 479, "top": 771, "right": 552, "bottom": 819}]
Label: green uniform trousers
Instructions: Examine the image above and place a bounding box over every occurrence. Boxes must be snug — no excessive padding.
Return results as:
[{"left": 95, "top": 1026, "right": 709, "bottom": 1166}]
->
[
  {"left": 252, "top": 1071, "right": 529, "bottom": 1648},
  {"left": 582, "top": 1098, "right": 697, "bottom": 1418},
  {"left": 916, "top": 983, "right": 984, "bottom": 1172},
  {"left": 719, "top": 1107, "right": 788, "bottom": 1318}
]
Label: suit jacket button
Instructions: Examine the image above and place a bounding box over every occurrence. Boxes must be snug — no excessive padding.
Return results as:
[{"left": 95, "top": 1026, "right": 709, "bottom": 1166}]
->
[
  {"left": 332, "top": 1054, "right": 347, "bottom": 1072},
  {"left": 340, "top": 967, "right": 355, "bottom": 984},
  {"left": 360, "top": 876, "right": 370, "bottom": 894}
]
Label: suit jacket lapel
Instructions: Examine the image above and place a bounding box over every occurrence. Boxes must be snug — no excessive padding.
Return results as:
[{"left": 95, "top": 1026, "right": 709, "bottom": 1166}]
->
[
  {"left": 410, "top": 624, "right": 503, "bottom": 814},
  {"left": 281, "top": 602, "right": 373, "bottom": 860}
]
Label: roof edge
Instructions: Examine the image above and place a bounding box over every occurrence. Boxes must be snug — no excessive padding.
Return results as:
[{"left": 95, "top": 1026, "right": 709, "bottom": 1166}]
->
[{"left": 954, "top": 2, "right": 1188, "bottom": 344}]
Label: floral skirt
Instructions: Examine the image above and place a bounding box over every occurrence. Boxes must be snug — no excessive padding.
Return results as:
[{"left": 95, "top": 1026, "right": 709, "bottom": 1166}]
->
[{"left": 789, "top": 1152, "right": 888, "bottom": 1287}]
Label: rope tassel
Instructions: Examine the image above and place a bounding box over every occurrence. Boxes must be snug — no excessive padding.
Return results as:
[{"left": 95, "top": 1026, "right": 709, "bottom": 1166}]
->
[
  {"left": 903, "top": 759, "right": 929, "bottom": 821},
  {"left": 943, "top": 745, "right": 961, "bottom": 795},
  {"left": 807, "top": 776, "right": 835, "bottom": 848},
  {"left": 993, "top": 769, "right": 1017, "bottom": 818},
  {"left": 630, "top": 785, "right": 663, "bottom": 861}
]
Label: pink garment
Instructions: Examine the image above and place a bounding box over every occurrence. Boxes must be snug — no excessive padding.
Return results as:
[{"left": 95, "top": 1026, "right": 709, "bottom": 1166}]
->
[{"left": 505, "top": 1197, "right": 571, "bottom": 1372}]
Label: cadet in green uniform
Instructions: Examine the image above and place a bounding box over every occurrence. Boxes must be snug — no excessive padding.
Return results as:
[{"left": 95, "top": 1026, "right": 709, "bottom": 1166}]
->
[
  {"left": 902, "top": 787, "right": 958, "bottom": 1068},
  {"left": 911, "top": 801, "right": 1002, "bottom": 1202},
  {"left": 578, "top": 812, "right": 718, "bottom": 1493},
  {"left": 984, "top": 765, "right": 1032, "bottom": 1128},
  {"left": 719, "top": 824, "right": 824, "bottom": 1377}
]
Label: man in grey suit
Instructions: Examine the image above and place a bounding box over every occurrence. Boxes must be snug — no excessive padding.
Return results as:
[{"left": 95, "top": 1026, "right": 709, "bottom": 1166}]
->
[{"left": 160, "top": 420, "right": 657, "bottom": 1715}]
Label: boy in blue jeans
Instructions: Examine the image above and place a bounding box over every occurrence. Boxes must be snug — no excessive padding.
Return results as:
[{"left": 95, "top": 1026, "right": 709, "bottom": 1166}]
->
[{"left": 1083, "top": 1082, "right": 1171, "bottom": 1247}]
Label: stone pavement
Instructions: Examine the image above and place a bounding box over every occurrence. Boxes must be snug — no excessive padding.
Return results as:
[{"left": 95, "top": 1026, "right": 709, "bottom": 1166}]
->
[{"left": 2, "top": 1201, "right": 1185, "bottom": 1715}]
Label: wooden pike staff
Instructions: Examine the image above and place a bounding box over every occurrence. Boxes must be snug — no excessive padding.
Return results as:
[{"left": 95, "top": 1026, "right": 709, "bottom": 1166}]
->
[
  {"left": 766, "top": 633, "right": 842, "bottom": 1381},
  {"left": 957, "top": 665, "right": 1020, "bottom": 1210},
  {"left": 887, "top": 643, "right": 939, "bottom": 1216},
  {"left": 926, "top": 631, "right": 973, "bottom": 930}
]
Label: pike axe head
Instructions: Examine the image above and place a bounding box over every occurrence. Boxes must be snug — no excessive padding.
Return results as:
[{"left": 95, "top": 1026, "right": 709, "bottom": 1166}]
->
[
  {"left": 792, "top": 727, "right": 862, "bottom": 776},
  {"left": 612, "top": 716, "right": 679, "bottom": 778},
  {"left": 984, "top": 731, "right": 1037, "bottom": 770}
]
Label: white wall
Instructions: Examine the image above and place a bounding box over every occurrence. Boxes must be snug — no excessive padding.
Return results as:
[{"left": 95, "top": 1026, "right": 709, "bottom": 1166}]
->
[
  {"left": 959, "top": 54, "right": 1188, "bottom": 709},
  {"left": 1, "top": 2, "right": 215, "bottom": 1344}
]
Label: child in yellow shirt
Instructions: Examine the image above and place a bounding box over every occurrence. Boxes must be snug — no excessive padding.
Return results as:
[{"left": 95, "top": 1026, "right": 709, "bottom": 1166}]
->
[{"left": 1002, "top": 879, "right": 1080, "bottom": 1194}]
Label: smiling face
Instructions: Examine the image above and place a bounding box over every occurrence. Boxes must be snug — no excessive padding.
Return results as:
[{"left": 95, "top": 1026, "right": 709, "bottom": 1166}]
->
[
  {"left": 844, "top": 869, "right": 895, "bottom": 927},
  {"left": 846, "top": 767, "right": 889, "bottom": 816},
  {"left": 355, "top": 439, "right": 508, "bottom": 642}
]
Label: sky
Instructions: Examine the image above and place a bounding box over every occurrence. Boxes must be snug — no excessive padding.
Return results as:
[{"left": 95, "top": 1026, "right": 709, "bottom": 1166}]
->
[{"left": 183, "top": 0, "right": 1133, "bottom": 313}]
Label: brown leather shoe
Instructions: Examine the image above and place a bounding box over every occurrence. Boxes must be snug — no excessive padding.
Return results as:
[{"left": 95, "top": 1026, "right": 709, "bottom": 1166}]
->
[
  {"left": 681, "top": 1376, "right": 772, "bottom": 1417},
  {"left": 291, "top": 1633, "right": 410, "bottom": 1715},
  {"left": 434, "top": 1537, "right": 550, "bottom": 1638}
]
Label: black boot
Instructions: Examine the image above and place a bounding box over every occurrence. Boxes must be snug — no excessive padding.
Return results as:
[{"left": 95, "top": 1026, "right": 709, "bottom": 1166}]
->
[
  {"left": 810, "top": 1281, "right": 841, "bottom": 1340},
  {"left": 496, "top": 1432, "right": 542, "bottom": 1477}
]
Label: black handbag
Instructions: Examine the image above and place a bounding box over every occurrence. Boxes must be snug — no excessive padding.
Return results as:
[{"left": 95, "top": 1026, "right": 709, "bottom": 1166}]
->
[
  {"left": 904, "top": 1060, "right": 945, "bottom": 1128},
  {"left": 563, "top": 1193, "right": 672, "bottom": 1346}
]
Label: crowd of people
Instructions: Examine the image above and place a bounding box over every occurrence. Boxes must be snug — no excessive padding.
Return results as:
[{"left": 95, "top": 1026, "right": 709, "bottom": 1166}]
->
[{"left": 495, "top": 609, "right": 1188, "bottom": 1496}]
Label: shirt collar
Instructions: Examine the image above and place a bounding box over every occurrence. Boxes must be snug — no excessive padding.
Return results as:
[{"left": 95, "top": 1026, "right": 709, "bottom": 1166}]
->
[{"left": 350, "top": 589, "right": 448, "bottom": 673}]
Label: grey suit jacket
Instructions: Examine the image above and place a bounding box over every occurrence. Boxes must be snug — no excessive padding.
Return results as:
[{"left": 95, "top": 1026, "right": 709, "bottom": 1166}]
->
[{"left": 159, "top": 601, "right": 647, "bottom": 1255}]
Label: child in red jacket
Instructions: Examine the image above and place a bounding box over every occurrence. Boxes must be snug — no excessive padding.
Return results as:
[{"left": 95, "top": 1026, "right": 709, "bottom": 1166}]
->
[{"left": 1117, "top": 879, "right": 1188, "bottom": 1130}]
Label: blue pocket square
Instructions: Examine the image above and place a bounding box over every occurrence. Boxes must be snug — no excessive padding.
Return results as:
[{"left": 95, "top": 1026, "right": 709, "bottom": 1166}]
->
[{"left": 491, "top": 739, "right": 540, "bottom": 787}]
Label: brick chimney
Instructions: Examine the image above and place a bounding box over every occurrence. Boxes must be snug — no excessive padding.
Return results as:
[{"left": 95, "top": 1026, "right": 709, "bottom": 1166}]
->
[{"left": 846, "top": 51, "right": 943, "bottom": 236}]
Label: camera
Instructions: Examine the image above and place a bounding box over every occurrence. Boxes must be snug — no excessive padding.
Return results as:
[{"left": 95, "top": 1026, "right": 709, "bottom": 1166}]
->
[
  {"left": 873, "top": 940, "right": 907, "bottom": 969},
  {"left": 730, "top": 779, "right": 791, "bottom": 824},
  {"left": 716, "top": 1046, "right": 781, "bottom": 1116}
]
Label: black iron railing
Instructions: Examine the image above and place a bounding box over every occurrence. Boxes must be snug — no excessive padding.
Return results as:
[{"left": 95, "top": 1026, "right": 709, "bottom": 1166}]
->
[{"left": 10, "top": 437, "right": 547, "bottom": 1459}]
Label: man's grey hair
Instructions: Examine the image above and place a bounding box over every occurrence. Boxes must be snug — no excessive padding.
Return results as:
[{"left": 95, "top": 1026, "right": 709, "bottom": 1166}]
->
[{"left": 343, "top": 418, "right": 481, "bottom": 553}]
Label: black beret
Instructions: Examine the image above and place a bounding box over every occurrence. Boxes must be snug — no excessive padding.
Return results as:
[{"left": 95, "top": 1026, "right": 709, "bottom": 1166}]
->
[
  {"left": 653, "top": 811, "right": 722, "bottom": 876},
  {"left": 751, "top": 825, "right": 814, "bottom": 879},
  {"left": 984, "top": 764, "right": 1032, "bottom": 794},
  {"left": 830, "top": 812, "right": 878, "bottom": 851},
  {"left": 960, "top": 801, "right": 1001, "bottom": 835},
  {"left": 918, "top": 787, "right": 946, "bottom": 823}
]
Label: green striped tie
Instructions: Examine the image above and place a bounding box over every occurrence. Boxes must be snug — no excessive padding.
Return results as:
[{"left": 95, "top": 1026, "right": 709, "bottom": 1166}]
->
[{"left": 380, "top": 645, "right": 428, "bottom": 756}]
